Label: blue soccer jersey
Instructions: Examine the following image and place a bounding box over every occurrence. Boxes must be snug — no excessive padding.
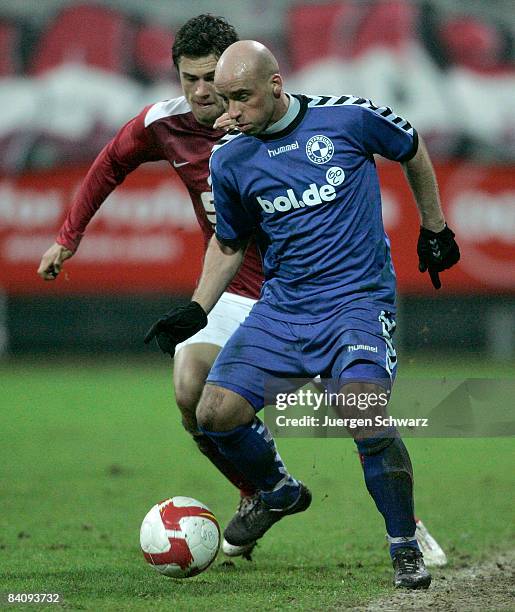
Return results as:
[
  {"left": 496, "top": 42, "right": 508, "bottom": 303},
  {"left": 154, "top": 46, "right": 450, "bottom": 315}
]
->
[{"left": 210, "top": 94, "right": 418, "bottom": 323}]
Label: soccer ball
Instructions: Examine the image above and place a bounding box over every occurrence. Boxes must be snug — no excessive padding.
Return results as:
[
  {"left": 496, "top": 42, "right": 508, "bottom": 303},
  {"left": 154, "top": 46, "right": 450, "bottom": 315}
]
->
[{"left": 140, "top": 496, "right": 220, "bottom": 578}]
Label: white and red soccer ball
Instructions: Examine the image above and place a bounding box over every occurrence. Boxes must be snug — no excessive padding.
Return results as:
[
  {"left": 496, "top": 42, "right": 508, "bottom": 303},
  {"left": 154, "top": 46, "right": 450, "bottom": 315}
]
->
[{"left": 140, "top": 496, "right": 220, "bottom": 578}]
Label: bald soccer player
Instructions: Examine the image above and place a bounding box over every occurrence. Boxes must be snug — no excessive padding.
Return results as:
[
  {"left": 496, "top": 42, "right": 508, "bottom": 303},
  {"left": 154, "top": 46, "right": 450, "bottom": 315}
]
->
[{"left": 145, "top": 41, "right": 459, "bottom": 588}]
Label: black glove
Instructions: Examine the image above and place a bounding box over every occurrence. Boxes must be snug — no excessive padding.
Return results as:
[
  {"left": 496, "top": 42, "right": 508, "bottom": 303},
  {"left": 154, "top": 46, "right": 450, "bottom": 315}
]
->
[
  {"left": 144, "top": 301, "right": 208, "bottom": 355},
  {"left": 417, "top": 224, "right": 460, "bottom": 289}
]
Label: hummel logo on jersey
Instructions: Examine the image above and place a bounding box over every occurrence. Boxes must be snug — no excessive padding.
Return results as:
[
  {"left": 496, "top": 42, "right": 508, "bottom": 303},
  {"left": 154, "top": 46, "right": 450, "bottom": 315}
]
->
[
  {"left": 347, "top": 344, "right": 378, "bottom": 353},
  {"left": 267, "top": 140, "right": 299, "bottom": 158},
  {"left": 257, "top": 182, "right": 336, "bottom": 213}
]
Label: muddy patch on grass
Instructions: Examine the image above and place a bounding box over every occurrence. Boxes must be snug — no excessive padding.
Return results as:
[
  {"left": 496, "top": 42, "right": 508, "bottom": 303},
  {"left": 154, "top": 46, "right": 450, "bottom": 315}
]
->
[{"left": 358, "top": 550, "right": 514, "bottom": 611}]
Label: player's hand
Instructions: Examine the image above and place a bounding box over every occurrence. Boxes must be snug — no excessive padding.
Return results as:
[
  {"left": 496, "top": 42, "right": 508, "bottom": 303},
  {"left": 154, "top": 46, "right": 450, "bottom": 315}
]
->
[
  {"left": 214, "top": 112, "right": 237, "bottom": 132},
  {"left": 144, "top": 301, "right": 208, "bottom": 356},
  {"left": 37, "top": 242, "right": 74, "bottom": 280},
  {"left": 417, "top": 225, "right": 460, "bottom": 289}
]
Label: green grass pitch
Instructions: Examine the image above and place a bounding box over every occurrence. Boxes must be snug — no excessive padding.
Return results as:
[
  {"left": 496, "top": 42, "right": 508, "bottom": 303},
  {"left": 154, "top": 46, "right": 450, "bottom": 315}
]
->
[{"left": 1, "top": 357, "right": 513, "bottom": 610}]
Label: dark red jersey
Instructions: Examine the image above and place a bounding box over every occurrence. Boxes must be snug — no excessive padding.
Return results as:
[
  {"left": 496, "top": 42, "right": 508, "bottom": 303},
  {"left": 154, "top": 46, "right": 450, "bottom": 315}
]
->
[{"left": 56, "top": 96, "right": 263, "bottom": 299}]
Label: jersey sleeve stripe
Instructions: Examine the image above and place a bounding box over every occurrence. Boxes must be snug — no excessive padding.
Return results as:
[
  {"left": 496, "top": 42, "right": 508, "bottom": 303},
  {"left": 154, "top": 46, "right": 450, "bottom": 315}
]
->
[
  {"left": 314, "top": 95, "right": 333, "bottom": 106},
  {"left": 210, "top": 130, "right": 243, "bottom": 157},
  {"left": 306, "top": 94, "right": 414, "bottom": 135}
]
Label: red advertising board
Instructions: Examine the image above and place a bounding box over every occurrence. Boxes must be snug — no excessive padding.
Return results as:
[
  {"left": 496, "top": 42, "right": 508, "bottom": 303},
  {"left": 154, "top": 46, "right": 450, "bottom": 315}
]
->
[
  {"left": 0, "top": 162, "right": 513, "bottom": 295},
  {"left": 380, "top": 161, "right": 515, "bottom": 293},
  {"left": 0, "top": 165, "right": 205, "bottom": 295}
]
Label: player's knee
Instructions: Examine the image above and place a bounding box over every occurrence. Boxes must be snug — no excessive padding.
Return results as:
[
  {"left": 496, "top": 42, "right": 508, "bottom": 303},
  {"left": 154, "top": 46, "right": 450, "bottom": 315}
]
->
[
  {"left": 174, "top": 359, "right": 206, "bottom": 418},
  {"left": 174, "top": 345, "right": 220, "bottom": 421},
  {"left": 196, "top": 385, "right": 252, "bottom": 432},
  {"left": 174, "top": 378, "right": 202, "bottom": 416},
  {"left": 196, "top": 386, "right": 226, "bottom": 431},
  {"left": 174, "top": 381, "right": 202, "bottom": 435}
]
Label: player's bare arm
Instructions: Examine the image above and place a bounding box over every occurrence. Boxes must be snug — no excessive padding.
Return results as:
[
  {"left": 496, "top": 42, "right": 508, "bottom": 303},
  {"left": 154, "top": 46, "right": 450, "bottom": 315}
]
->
[
  {"left": 37, "top": 242, "right": 73, "bottom": 280},
  {"left": 401, "top": 136, "right": 445, "bottom": 232},
  {"left": 36, "top": 104, "right": 161, "bottom": 283},
  {"left": 192, "top": 235, "right": 246, "bottom": 313},
  {"left": 402, "top": 136, "right": 460, "bottom": 288}
]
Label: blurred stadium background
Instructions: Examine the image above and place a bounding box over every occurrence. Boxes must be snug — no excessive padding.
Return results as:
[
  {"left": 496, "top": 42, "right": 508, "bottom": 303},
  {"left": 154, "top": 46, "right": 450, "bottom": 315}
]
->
[{"left": 0, "top": 0, "right": 513, "bottom": 361}]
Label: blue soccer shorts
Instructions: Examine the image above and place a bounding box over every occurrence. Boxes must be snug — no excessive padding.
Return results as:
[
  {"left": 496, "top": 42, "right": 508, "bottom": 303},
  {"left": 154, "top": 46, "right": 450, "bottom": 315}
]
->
[{"left": 206, "top": 302, "right": 397, "bottom": 411}]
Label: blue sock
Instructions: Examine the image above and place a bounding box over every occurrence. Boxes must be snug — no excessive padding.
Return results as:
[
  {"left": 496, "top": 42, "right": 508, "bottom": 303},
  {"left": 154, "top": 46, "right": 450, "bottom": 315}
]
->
[
  {"left": 201, "top": 417, "right": 300, "bottom": 509},
  {"left": 356, "top": 433, "right": 419, "bottom": 558},
  {"left": 389, "top": 537, "right": 419, "bottom": 556}
]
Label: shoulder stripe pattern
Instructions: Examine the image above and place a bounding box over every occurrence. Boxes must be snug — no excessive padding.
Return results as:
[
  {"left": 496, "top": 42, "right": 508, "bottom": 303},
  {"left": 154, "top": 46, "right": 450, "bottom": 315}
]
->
[
  {"left": 306, "top": 94, "right": 413, "bottom": 135},
  {"left": 208, "top": 130, "right": 244, "bottom": 183},
  {"left": 314, "top": 95, "right": 333, "bottom": 106},
  {"left": 144, "top": 96, "right": 191, "bottom": 127},
  {"left": 210, "top": 129, "right": 244, "bottom": 158}
]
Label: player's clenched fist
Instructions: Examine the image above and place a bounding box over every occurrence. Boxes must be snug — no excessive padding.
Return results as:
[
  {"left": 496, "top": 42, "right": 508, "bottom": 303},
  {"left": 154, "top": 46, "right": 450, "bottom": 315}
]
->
[
  {"left": 144, "top": 301, "right": 208, "bottom": 355},
  {"left": 417, "top": 225, "right": 460, "bottom": 289},
  {"left": 213, "top": 112, "right": 237, "bottom": 132},
  {"left": 37, "top": 242, "right": 73, "bottom": 280}
]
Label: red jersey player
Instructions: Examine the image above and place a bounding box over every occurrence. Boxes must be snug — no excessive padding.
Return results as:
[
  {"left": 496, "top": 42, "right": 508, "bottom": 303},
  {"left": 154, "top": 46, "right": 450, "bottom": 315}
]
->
[
  {"left": 38, "top": 14, "right": 262, "bottom": 559},
  {"left": 37, "top": 14, "right": 446, "bottom": 567}
]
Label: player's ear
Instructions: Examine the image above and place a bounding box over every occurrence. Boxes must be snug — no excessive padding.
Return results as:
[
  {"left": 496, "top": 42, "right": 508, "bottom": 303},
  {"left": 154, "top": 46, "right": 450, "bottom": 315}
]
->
[{"left": 270, "top": 73, "right": 282, "bottom": 98}]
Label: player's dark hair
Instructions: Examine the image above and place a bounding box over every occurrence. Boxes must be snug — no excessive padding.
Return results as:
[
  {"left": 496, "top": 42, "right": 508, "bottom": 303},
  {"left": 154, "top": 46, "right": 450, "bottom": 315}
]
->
[{"left": 172, "top": 14, "right": 238, "bottom": 69}]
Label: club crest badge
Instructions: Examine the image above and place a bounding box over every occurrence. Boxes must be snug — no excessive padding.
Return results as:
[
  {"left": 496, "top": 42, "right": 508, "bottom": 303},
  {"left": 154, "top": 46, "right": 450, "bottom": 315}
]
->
[{"left": 306, "top": 135, "right": 334, "bottom": 164}]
